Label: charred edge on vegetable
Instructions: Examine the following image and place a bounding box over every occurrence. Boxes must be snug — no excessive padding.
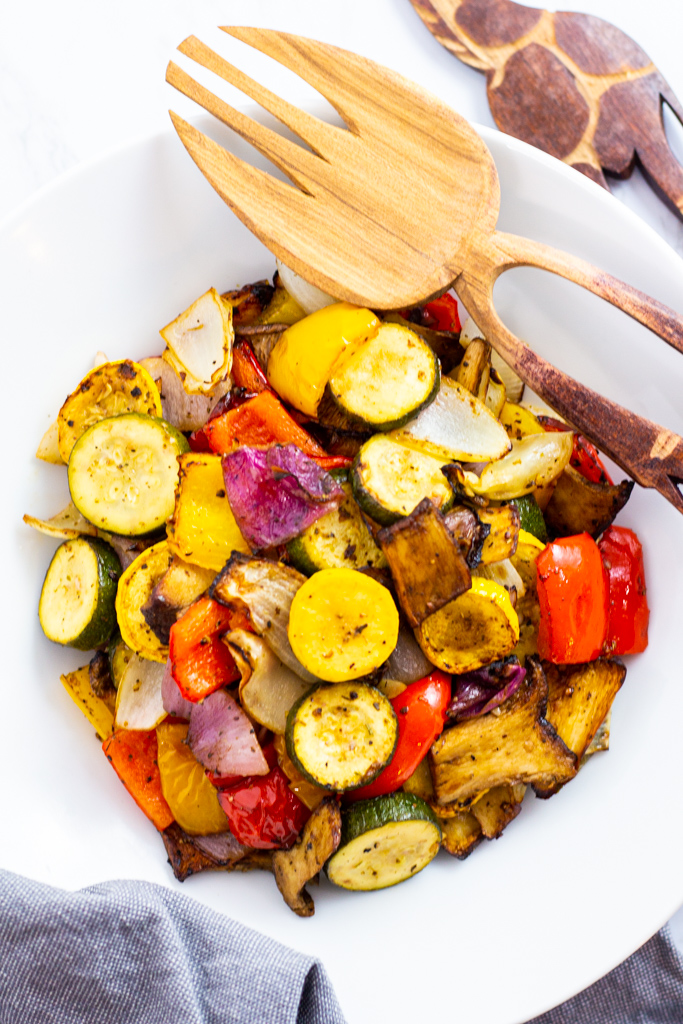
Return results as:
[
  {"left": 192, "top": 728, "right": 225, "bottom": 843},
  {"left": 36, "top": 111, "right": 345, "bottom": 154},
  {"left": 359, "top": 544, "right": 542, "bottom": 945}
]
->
[
  {"left": 544, "top": 466, "right": 634, "bottom": 540},
  {"left": 89, "top": 650, "right": 117, "bottom": 712},
  {"left": 443, "top": 505, "right": 491, "bottom": 568},
  {"left": 160, "top": 823, "right": 273, "bottom": 882}
]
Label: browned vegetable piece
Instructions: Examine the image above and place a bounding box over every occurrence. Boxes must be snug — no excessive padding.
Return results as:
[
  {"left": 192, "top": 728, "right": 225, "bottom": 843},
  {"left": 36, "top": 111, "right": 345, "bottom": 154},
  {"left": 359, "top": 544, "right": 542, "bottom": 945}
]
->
[
  {"left": 88, "top": 651, "right": 116, "bottom": 713},
  {"left": 478, "top": 504, "right": 520, "bottom": 564},
  {"left": 382, "top": 312, "right": 463, "bottom": 374},
  {"left": 443, "top": 505, "right": 490, "bottom": 567},
  {"left": 582, "top": 711, "right": 612, "bottom": 766},
  {"left": 99, "top": 531, "right": 163, "bottom": 572},
  {"left": 543, "top": 465, "right": 633, "bottom": 539},
  {"left": 470, "top": 784, "right": 526, "bottom": 839},
  {"left": 161, "top": 823, "right": 272, "bottom": 882},
  {"left": 402, "top": 757, "right": 435, "bottom": 803},
  {"left": 439, "top": 812, "right": 483, "bottom": 859},
  {"left": 455, "top": 338, "right": 491, "bottom": 400},
  {"left": 233, "top": 324, "right": 286, "bottom": 373},
  {"left": 141, "top": 557, "right": 216, "bottom": 645},
  {"left": 534, "top": 660, "right": 625, "bottom": 798},
  {"left": 272, "top": 798, "right": 342, "bottom": 917},
  {"left": 430, "top": 659, "right": 576, "bottom": 805},
  {"left": 377, "top": 498, "right": 471, "bottom": 627},
  {"left": 222, "top": 279, "right": 275, "bottom": 326}
]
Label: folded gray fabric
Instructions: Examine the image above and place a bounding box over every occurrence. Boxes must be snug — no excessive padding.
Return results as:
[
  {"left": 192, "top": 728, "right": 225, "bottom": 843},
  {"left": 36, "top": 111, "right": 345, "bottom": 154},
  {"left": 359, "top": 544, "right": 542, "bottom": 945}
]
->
[
  {"left": 529, "top": 925, "right": 683, "bottom": 1023},
  {"left": 0, "top": 870, "right": 347, "bottom": 1024}
]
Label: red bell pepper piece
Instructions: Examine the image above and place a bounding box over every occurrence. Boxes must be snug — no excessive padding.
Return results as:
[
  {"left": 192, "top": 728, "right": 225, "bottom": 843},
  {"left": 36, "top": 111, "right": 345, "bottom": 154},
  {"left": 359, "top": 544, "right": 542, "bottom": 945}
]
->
[
  {"left": 231, "top": 340, "right": 273, "bottom": 394},
  {"left": 538, "top": 416, "right": 612, "bottom": 485},
  {"left": 598, "top": 526, "right": 649, "bottom": 656},
  {"left": 169, "top": 596, "right": 240, "bottom": 703},
  {"left": 537, "top": 534, "right": 609, "bottom": 664},
  {"left": 423, "top": 293, "right": 461, "bottom": 333},
  {"left": 347, "top": 671, "right": 451, "bottom": 801},
  {"left": 205, "top": 389, "right": 327, "bottom": 458},
  {"left": 217, "top": 766, "right": 311, "bottom": 849},
  {"left": 102, "top": 729, "right": 174, "bottom": 831}
]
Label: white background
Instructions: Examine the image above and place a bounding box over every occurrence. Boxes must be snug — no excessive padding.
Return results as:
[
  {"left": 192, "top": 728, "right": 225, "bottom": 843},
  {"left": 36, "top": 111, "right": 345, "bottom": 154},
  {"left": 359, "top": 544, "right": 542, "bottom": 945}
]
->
[{"left": 3, "top": 0, "right": 683, "bottom": 1012}]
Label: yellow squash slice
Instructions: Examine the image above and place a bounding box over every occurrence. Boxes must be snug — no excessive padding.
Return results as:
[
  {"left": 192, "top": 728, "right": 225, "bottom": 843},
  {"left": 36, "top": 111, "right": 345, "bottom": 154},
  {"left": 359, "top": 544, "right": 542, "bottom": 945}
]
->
[
  {"left": 57, "top": 359, "right": 162, "bottom": 462},
  {"left": 115, "top": 541, "right": 174, "bottom": 662},
  {"left": 288, "top": 568, "right": 399, "bottom": 682},
  {"left": 416, "top": 577, "right": 519, "bottom": 674}
]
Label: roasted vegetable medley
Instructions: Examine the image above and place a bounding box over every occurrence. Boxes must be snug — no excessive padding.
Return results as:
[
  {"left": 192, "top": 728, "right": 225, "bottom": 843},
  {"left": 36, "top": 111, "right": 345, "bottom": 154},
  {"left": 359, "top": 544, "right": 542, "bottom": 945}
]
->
[{"left": 27, "top": 266, "right": 649, "bottom": 915}]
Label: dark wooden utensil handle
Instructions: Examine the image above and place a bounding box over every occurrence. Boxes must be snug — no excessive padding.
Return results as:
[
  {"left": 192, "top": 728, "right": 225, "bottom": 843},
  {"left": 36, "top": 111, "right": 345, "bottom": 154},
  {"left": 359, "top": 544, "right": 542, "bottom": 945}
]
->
[{"left": 456, "top": 231, "right": 683, "bottom": 511}]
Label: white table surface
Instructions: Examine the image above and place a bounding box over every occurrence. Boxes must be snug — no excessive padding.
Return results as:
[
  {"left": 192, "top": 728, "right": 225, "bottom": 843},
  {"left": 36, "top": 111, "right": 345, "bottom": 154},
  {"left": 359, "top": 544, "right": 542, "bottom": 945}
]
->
[{"left": 3, "top": 0, "right": 683, "bottom": 1000}]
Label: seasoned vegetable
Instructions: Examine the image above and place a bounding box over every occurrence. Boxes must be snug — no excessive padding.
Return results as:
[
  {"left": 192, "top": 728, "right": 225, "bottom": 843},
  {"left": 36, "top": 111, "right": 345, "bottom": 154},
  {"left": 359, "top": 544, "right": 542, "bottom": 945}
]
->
[
  {"left": 168, "top": 596, "right": 239, "bottom": 702},
  {"left": 160, "top": 287, "right": 234, "bottom": 393},
  {"left": 377, "top": 499, "right": 471, "bottom": 627},
  {"left": 326, "top": 793, "right": 441, "bottom": 890},
  {"left": 221, "top": 444, "right": 344, "bottom": 549},
  {"left": 471, "top": 785, "right": 526, "bottom": 839},
  {"left": 450, "top": 431, "right": 573, "bottom": 501},
  {"left": 217, "top": 762, "right": 310, "bottom": 849},
  {"left": 512, "top": 494, "right": 548, "bottom": 543},
  {"left": 430, "top": 659, "right": 576, "bottom": 805},
  {"left": 272, "top": 798, "right": 342, "bottom": 917},
  {"left": 187, "top": 688, "right": 270, "bottom": 777},
  {"left": 454, "top": 337, "right": 490, "bottom": 400},
  {"left": 39, "top": 538, "right": 121, "bottom": 651},
  {"left": 478, "top": 503, "right": 520, "bottom": 563},
  {"left": 352, "top": 434, "right": 454, "bottom": 526},
  {"left": 391, "top": 377, "right": 511, "bottom": 463},
  {"left": 599, "top": 526, "right": 649, "bottom": 656},
  {"left": 115, "top": 541, "right": 175, "bottom": 663},
  {"left": 287, "top": 479, "right": 386, "bottom": 575},
  {"left": 167, "top": 453, "right": 250, "bottom": 571},
  {"left": 61, "top": 665, "right": 114, "bottom": 740},
  {"left": 537, "top": 534, "right": 608, "bottom": 664},
  {"left": 543, "top": 465, "right": 633, "bottom": 539},
  {"left": 267, "top": 303, "right": 380, "bottom": 416},
  {"left": 156, "top": 721, "right": 231, "bottom": 835},
  {"left": 439, "top": 812, "right": 483, "bottom": 859},
  {"left": 68, "top": 414, "right": 188, "bottom": 536},
  {"left": 103, "top": 728, "right": 174, "bottom": 831},
  {"left": 205, "top": 389, "right": 326, "bottom": 458},
  {"left": 327, "top": 322, "right": 440, "bottom": 430},
  {"left": 141, "top": 556, "right": 216, "bottom": 646},
  {"left": 286, "top": 682, "right": 398, "bottom": 791},
  {"left": 288, "top": 568, "right": 399, "bottom": 682},
  {"left": 416, "top": 577, "right": 519, "bottom": 675},
  {"left": 535, "top": 659, "right": 625, "bottom": 797},
  {"left": 57, "top": 359, "right": 162, "bottom": 463},
  {"left": 226, "top": 629, "right": 311, "bottom": 735},
  {"left": 114, "top": 654, "right": 167, "bottom": 732},
  {"left": 24, "top": 501, "right": 97, "bottom": 541}
]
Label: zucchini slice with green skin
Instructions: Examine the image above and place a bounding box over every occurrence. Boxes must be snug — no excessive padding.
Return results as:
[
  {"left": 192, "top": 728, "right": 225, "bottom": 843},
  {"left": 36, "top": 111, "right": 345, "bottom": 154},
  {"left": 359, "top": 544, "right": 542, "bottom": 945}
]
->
[
  {"left": 39, "top": 537, "right": 121, "bottom": 650},
  {"left": 68, "top": 413, "right": 189, "bottom": 536},
  {"left": 286, "top": 481, "right": 387, "bottom": 575},
  {"left": 326, "top": 793, "right": 442, "bottom": 891},
  {"left": 352, "top": 434, "right": 454, "bottom": 526},
  {"left": 328, "top": 323, "right": 440, "bottom": 431},
  {"left": 286, "top": 682, "right": 398, "bottom": 791},
  {"left": 511, "top": 495, "right": 548, "bottom": 543}
]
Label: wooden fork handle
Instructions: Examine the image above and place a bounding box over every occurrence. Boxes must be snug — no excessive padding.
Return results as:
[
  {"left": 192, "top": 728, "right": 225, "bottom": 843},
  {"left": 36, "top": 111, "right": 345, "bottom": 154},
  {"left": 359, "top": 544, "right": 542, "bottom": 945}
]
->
[{"left": 455, "top": 231, "right": 683, "bottom": 513}]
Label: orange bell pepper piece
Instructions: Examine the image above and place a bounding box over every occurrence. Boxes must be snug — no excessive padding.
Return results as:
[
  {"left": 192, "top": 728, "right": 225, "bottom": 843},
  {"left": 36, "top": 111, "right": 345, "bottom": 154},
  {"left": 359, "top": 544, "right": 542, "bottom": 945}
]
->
[
  {"left": 102, "top": 729, "right": 174, "bottom": 831},
  {"left": 205, "top": 389, "right": 326, "bottom": 458}
]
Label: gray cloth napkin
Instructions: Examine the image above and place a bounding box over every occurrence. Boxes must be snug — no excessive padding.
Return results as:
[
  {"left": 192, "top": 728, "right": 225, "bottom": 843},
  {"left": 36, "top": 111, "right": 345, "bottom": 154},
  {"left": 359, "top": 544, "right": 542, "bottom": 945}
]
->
[
  {"left": 0, "top": 871, "right": 346, "bottom": 1024},
  {"left": 3, "top": 868, "right": 683, "bottom": 1024}
]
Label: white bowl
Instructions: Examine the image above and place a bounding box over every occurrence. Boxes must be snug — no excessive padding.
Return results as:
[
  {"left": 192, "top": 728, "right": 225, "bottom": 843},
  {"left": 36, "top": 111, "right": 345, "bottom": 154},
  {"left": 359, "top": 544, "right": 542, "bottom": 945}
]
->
[{"left": 4, "top": 111, "right": 683, "bottom": 1024}]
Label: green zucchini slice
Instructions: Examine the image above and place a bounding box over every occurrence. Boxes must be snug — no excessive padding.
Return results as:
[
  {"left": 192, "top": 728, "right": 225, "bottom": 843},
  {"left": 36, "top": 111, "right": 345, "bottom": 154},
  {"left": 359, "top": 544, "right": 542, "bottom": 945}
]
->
[
  {"left": 328, "top": 323, "right": 440, "bottom": 431},
  {"left": 68, "top": 413, "right": 189, "bottom": 536},
  {"left": 286, "top": 682, "right": 398, "bottom": 791},
  {"left": 287, "top": 481, "right": 387, "bottom": 575},
  {"left": 352, "top": 434, "right": 454, "bottom": 526},
  {"left": 511, "top": 495, "right": 548, "bottom": 543},
  {"left": 326, "top": 793, "right": 442, "bottom": 891},
  {"left": 39, "top": 537, "right": 121, "bottom": 650}
]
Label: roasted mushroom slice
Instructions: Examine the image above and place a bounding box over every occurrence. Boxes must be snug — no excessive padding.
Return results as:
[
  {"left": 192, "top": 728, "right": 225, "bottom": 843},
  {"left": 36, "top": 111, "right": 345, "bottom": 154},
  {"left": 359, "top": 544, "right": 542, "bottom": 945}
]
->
[
  {"left": 534, "top": 660, "right": 626, "bottom": 797},
  {"left": 470, "top": 784, "right": 526, "bottom": 839},
  {"left": 443, "top": 505, "right": 490, "bottom": 567},
  {"left": 378, "top": 499, "right": 471, "bottom": 628},
  {"left": 272, "top": 798, "right": 342, "bottom": 917},
  {"left": 455, "top": 338, "right": 491, "bottom": 401},
  {"left": 438, "top": 812, "right": 483, "bottom": 859},
  {"left": 544, "top": 465, "right": 633, "bottom": 539},
  {"left": 430, "top": 659, "right": 576, "bottom": 805}
]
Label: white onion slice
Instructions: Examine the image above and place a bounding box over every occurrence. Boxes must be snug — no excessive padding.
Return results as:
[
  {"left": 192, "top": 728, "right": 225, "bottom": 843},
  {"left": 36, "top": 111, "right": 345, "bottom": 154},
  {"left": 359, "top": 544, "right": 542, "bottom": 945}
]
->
[
  {"left": 160, "top": 287, "right": 234, "bottom": 394},
  {"left": 276, "top": 259, "right": 338, "bottom": 314},
  {"left": 227, "top": 629, "right": 311, "bottom": 734},
  {"left": 115, "top": 655, "right": 166, "bottom": 731}
]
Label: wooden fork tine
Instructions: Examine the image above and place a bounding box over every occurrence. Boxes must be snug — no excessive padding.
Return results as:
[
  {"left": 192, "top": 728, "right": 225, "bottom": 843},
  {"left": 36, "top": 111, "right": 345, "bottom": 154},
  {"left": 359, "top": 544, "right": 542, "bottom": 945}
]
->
[
  {"left": 169, "top": 111, "right": 312, "bottom": 243},
  {"left": 166, "top": 60, "right": 322, "bottom": 195},
  {"left": 177, "top": 36, "right": 347, "bottom": 161},
  {"left": 222, "top": 27, "right": 365, "bottom": 134}
]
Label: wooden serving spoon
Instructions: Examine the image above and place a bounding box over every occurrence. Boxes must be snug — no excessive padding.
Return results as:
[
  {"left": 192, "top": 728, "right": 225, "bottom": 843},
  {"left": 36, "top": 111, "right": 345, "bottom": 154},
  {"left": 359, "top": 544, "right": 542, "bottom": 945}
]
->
[{"left": 166, "top": 29, "right": 683, "bottom": 513}]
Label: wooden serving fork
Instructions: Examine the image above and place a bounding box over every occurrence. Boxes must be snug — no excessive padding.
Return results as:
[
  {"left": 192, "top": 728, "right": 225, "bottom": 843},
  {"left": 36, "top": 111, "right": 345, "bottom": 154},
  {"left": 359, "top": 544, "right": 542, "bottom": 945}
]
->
[{"left": 167, "top": 29, "right": 683, "bottom": 513}]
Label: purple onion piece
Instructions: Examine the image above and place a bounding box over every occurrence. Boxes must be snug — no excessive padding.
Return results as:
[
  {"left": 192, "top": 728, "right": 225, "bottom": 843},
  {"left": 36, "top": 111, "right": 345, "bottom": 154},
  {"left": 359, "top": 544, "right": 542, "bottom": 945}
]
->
[
  {"left": 192, "top": 831, "right": 247, "bottom": 864},
  {"left": 222, "top": 444, "right": 344, "bottom": 549},
  {"left": 187, "top": 688, "right": 270, "bottom": 777},
  {"left": 447, "top": 657, "right": 526, "bottom": 723},
  {"left": 161, "top": 659, "right": 194, "bottom": 720}
]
